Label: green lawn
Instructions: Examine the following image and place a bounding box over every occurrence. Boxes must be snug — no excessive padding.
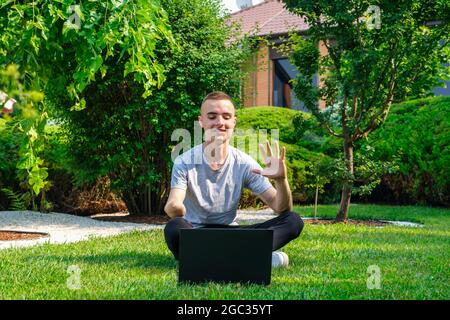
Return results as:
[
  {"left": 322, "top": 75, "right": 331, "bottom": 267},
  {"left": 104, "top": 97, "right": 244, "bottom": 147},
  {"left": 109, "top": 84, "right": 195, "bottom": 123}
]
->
[{"left": 0, "top": 204, "right": 449, "bottom": 299}]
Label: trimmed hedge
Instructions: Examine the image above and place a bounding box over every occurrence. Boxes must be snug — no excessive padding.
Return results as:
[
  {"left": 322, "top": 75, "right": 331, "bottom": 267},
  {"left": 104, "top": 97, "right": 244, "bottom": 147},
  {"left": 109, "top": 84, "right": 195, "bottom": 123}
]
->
[
  {"left": 236, "top": 98, "right": 450, "bottom": 207},
  {"left": 361, "top": 96, "right": 450, "bottom": 206},
  {"left": 235, "top": 106, "right": 334, "bottom": 205},
  {"left": 2, "top": 97, "right": 447, "bottom": 211}
]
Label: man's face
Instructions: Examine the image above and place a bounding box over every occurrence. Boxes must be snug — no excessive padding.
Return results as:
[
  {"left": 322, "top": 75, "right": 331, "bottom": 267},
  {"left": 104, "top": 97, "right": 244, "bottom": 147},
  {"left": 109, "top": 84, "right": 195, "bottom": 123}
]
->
[{"left": 199, "top": 99, "right": 236, "bottom": 143}]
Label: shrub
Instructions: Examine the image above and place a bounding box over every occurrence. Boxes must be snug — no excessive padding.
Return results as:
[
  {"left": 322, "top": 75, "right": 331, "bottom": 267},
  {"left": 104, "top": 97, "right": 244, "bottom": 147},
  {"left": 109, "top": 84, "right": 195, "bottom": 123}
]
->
[
  {"left": 0, "top": 65, "right": 50, "bottom": 211},
  {"left": 5, "top": 0, "right": 252, "bottom": 216},
  {"left": 235, "top": 106, "right": 334, "bottom": 206},
  {"left": 362, "top": 96, "right": 450, "bottom": 206}
]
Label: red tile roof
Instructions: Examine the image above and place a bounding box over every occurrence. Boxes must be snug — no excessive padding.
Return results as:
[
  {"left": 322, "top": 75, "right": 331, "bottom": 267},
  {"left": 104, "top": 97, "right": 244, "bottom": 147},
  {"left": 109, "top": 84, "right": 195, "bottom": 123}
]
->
[{"left": 229, "top": 0, "right": 309, "bottom": 37}]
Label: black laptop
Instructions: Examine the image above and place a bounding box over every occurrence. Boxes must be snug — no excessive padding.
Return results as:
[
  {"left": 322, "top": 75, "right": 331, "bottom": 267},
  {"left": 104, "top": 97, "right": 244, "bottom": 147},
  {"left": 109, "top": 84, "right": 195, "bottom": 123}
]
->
[{"left": 178, "top": 228, "right": 273, "bottom": 285}]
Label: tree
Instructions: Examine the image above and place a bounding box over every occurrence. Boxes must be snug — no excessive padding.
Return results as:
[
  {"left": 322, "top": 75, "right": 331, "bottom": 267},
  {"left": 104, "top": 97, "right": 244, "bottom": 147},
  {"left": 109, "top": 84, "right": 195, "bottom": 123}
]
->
[
  {"left": 64, "top": 0, "right": 251, "bottom": 215},
  {"left": 1, "top": 0, "right": 175, "bottom": 215},
  {"left": 0, "top": 64, "right": 49, "bottom": 211},
  {"left": 0, "top": 0, "right": 172, "bottom": 100},
  {"left": 284, "top": 0, "right": 450, "bottom": 220},
  {"left": 0, "top": 0, "right": 251, "bottom": 216}
]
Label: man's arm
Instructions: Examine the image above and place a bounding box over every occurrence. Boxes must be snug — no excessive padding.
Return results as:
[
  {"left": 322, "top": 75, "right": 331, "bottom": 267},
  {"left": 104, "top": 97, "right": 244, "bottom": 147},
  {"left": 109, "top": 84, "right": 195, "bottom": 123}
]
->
[
  {"left": 164, "top": 188, "right": 187, "bottom": 218},
  {"left": 252, "top": 140, "right": 293, "bottom": 214},
  {"left": 258, "top": 179, "right": 293, "bottom": 214}
]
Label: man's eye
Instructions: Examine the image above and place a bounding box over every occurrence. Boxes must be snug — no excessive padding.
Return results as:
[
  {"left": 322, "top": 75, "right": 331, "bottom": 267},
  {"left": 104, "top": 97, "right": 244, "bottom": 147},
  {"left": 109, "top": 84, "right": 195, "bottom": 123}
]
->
[
  {"left": 208, "top": 116, "right": 215, "bottom": 120},
  {"left": 223, "top": 116, "right": 231, "bottom": 120}
]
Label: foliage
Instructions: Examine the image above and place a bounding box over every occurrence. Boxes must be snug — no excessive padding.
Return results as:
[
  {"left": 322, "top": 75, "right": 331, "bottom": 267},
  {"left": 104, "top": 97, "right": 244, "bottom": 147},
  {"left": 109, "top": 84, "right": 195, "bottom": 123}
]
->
[
  {"left": 46, "top": 0, "right": 252, "bottom": 215},
  {"left": 235, "top": 99, "right": 448, "bottom": 207},
  {"left": 0, "top": 65, "right": 50, "bottom": 211},
  {"left": 329, "top": 144, "right": 399, "bottom": 197},
  {"left": 235, "top": 106, "right": 333, "bottom": 204},
  {"left": 362, "top": 96, "right": 450, "bottom": 206},
  {"left": 284, "top": 0, "right": 450, "bottom": 219},
  {"left": 1, "top": 0, "right": 175, "bottom": 213},
  {"left": 235, "top": 106, "right": 325, "bottom": 148},
  {"left": 0, "top": 122, "right": 18, "bottom": 194},
  {"left": 0, "top": 187, "right": 28, "bottom": 211},
  {"left": 0, "top": 0, "right": 174, "bottom": 102}
]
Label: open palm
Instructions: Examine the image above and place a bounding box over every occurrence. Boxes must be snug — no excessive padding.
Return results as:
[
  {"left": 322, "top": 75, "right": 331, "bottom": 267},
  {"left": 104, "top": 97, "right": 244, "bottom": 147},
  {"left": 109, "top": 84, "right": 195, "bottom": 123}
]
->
[{"left": 252, "top": 140, "right": 287, "bottom": 180}]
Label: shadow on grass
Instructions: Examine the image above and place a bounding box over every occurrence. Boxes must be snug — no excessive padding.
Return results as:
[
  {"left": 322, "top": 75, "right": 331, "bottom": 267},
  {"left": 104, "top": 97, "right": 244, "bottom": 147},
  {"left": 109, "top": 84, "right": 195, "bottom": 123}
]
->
[{"left": 40, "top": 251, "right": 177, "bottom": 271}]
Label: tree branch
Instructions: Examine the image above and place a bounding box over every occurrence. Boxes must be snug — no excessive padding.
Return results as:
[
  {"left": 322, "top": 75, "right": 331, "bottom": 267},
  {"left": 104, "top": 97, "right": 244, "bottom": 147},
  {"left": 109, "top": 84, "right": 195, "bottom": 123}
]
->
[
  {"left": 355, "top": 58, "right": 398, "bottom": 140},
  {"left": 341, "top": 95, "right": 349, "bottom": 138},
  {"left": 355, "top": 85, "right": 366, "bottom": 124},
  {"left": 323, "top": 39, "right": 343, "bottom": 82},
  {"left": 323, "top": 121, "right": 344, "bottom": 138},
  {"left": 350, "top": 89, "right": 358, "bottom": 119},
  {"left": 320, "top": 98, "right": 344, "bottom": 138},
  {"left": 366, "top": 41, "right": 397, "bottom": 110}
]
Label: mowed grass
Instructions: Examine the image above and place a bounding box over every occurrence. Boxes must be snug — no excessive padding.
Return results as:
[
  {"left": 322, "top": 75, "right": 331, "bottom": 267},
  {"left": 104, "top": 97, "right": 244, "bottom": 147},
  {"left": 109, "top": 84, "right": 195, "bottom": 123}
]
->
[{"left": 0, "top": 204, "right": 449, "bottom": 299}]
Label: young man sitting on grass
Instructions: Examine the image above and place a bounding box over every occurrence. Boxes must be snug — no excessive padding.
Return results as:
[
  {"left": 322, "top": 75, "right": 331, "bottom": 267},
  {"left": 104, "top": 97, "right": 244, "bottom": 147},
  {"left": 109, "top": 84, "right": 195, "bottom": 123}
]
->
[{"left": 164, "top": 91, "right": 304, "bottom": 268}]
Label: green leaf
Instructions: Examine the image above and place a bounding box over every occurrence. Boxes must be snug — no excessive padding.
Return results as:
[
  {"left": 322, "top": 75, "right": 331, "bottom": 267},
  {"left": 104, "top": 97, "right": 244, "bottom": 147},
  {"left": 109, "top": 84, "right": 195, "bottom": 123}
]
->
[{"left": 70, "top": 98, "right": 86, "bottom": 111}]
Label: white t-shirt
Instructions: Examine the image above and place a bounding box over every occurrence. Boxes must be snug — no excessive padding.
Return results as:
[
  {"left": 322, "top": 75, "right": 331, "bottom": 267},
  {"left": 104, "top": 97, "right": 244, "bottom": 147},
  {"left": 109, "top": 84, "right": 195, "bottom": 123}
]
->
[{"left": 170, "top": 144, "right": 272, "bottom": 227}]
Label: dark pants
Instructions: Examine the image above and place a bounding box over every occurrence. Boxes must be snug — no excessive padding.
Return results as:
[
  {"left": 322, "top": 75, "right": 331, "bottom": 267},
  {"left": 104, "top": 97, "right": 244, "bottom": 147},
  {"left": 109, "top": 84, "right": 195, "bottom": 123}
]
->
[{"left": 164, "top": 211, "right": 304, "bottom": 260}]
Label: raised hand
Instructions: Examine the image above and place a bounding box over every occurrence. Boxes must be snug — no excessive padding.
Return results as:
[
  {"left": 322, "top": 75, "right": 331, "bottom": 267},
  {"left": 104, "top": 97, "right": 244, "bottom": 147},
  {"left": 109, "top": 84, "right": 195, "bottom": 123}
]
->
[{"left": 251, "top": 140, "right": 287, "bottom": 180}]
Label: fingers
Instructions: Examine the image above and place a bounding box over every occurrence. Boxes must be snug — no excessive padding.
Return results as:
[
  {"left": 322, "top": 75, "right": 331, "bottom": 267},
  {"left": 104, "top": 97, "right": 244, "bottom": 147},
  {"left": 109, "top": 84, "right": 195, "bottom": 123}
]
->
[
  {"left": 260, "top": 140, "right": 285, "bottom": 161},
  {"left": 265, "top": 140, "right": 273, "bottom": 157},
  {"left": 273, "top": 140, "right": 279, "bottom": 158},
  {"left": 258, "top": 143, "right": 267, "bottom": 161}
]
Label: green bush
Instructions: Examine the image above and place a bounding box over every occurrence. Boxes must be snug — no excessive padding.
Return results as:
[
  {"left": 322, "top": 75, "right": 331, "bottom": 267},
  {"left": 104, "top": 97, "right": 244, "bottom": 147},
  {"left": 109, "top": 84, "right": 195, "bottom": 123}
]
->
[
  {"left": 234, "top": 98, "right": 450, "bottom": 208},
  {"left": 362, "top": 96, "right": 450, "bottom": 206},
  {"left": 0, "top": 65, "right": 50, "bottom": 211},
  {"left": 0, "top": 125, "right": 19, "bottom": 210},
  {"left": 14, "top": 0, "right": 252, "bottom": 216},
  {"left": 235, "top": 106, "right": 335, "bottom": 205},
  {"left": 0, "top": 122, "right": 69, "bottom": 211}
]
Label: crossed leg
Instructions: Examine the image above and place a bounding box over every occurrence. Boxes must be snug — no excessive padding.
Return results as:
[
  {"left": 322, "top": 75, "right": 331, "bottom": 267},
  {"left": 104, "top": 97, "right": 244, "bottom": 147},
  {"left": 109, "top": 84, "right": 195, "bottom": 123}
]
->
[{"left": 164, "top": 211, "right": 304, "bottom": 260}]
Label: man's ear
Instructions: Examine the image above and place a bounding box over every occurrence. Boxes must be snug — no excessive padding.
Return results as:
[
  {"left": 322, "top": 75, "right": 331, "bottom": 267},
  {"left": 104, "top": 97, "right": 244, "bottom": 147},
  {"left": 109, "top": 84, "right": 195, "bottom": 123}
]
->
[{"left": 198, "top": 115, "right": 203, "bottom": 128}]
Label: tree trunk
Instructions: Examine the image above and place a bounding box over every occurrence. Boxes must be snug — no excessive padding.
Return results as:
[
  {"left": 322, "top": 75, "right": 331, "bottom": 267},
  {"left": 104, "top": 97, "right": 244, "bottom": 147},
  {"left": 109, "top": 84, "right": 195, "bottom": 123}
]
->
[
  {"left": 336, "top": 137, "right": 354, "bottom": 222},
  {"left": 314, "top": 183, "right": 319, "bottom": 220},
  {"left": 123, "top": 187, "right": 167, "bottom": 216},
  {"left": 121, "top": 132, "right": 171, "bottom": 216}
]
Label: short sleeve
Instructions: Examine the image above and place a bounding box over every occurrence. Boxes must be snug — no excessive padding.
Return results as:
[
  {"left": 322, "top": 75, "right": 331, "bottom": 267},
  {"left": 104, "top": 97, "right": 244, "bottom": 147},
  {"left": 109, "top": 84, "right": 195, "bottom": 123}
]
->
[
  {"left": 244, "top": 158, "right": 273, "bottom": 196},
  {"left": 170, "top": 158, "right": 188, "bottom": 190}
]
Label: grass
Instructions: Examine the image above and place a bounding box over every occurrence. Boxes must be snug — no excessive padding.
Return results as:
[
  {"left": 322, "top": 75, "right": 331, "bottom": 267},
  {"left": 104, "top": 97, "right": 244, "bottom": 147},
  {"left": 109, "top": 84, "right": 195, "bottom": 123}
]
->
[{"left": 0, "top": 204, "right": 449, "bottom": 299}]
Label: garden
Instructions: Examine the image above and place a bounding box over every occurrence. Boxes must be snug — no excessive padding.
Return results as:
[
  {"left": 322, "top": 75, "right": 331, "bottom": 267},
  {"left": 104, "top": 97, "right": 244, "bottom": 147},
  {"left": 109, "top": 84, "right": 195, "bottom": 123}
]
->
[{"left": 0, "top": 0, "right": 449, "bottom": 300}]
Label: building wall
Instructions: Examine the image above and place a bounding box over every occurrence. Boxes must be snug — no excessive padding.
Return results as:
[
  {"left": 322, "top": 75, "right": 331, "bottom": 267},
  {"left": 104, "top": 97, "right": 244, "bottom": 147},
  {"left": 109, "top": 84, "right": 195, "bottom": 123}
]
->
[
  {"left": 242, "top": 37, "right": 448, "bottom": 110},
  {"left": 243, "top": 43, "right": 273, "bottom": 107},
  {"left": 242, "top": 39, "right": 328, "bottom": 110}
]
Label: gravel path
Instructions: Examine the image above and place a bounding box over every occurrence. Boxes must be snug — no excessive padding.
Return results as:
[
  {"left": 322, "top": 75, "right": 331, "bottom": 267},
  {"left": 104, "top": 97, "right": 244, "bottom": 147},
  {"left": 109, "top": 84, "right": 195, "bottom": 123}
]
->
[
  {"left": 0, "top": 211, "right": 162, "bottom": 250},
  {"left": 0, "top": 209, "right": 422, "bottom": 250},
  {"left": 0, "top": 209, "right": 278, "bottom": 250}
]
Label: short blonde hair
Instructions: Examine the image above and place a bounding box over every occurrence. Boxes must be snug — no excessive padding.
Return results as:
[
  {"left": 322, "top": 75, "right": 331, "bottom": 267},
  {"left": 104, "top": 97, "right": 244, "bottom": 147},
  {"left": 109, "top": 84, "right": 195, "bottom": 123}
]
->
[{"left": 201, "top": 91, "right": 233, "bottom": 108}]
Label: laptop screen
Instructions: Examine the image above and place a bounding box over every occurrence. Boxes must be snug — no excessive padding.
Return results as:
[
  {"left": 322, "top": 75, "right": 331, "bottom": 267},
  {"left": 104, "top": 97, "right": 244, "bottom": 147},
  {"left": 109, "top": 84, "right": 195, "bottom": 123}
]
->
[{"left": 178, "top": 228, "right": 273, "bottom": 285}]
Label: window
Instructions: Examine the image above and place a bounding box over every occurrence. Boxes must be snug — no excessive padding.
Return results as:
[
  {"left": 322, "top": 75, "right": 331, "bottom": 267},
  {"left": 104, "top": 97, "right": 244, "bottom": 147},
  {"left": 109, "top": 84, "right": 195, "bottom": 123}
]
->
[{"left": 273, "top": 58, "right": 310, "bottom": 112}]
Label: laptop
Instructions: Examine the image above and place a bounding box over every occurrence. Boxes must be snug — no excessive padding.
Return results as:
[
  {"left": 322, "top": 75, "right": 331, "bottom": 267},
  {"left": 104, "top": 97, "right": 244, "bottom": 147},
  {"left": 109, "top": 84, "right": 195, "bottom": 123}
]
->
[{"left": 178, "top": 228, "right": 273, "bottom": 285}]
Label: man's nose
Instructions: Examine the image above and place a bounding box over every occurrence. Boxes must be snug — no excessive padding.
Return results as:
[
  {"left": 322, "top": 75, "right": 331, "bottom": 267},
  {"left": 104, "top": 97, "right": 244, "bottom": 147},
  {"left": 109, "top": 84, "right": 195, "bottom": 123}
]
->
[{"left": 215, "top": 116, "right": 225, "bottom": 126}]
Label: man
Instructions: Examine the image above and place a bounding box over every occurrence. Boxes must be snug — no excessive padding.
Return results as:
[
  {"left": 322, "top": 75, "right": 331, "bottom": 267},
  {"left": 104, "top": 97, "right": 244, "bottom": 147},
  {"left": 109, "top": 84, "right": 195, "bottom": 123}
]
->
[{"left": 164, "top": 91, "right": 304, "bottom": 268}]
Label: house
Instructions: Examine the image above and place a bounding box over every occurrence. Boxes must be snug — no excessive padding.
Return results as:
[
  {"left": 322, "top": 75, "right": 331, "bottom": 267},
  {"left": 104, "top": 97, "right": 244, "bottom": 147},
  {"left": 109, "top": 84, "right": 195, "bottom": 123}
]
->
[
  {"left": 228, "top": 0, "right": 449, "bottom": 110},
  {"left": 228, "top": 0, "right": 324, "bottom": 110}
]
